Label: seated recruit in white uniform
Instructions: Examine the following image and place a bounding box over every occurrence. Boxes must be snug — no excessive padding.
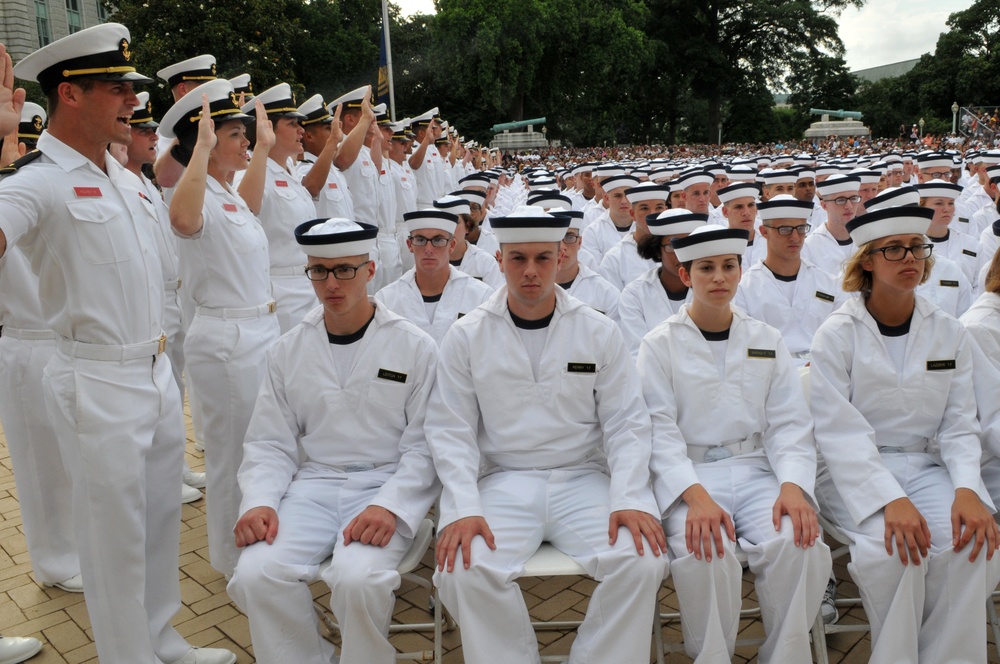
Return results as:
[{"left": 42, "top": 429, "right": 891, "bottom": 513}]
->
[
  {"left": 437, "top": 193, "right": 503, "bottom": 289},
  {"left": 638, "top": 225, "right": 831, "bottom": 663},
  {"left": 228, "top": 220, "right": 439, "bottom": 664},
  {"left": 426, "top": 210, "right": 668, "bottom": 664},
  {"left": 810, "top": 206, "right": 1000, "bottom": 663},
  {"left": 551, "top": 209, "right": 621, "bottom": 321},
  {"left": 376, "top": 207, "right": 493, "bottom": 345},
  {"left": 597, "top": 183, "right": 666, "bottom": 290},
  {"left": 618, "top": 210, "right": 706, "bottom": 357},
  {"left": 735, "top": 196, "right": 845, "bottom": 366}
]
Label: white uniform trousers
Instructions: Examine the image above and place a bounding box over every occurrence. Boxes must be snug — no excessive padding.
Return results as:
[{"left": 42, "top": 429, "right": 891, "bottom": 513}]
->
[
  {"left": 664, "top": 461, "right": 831, "bottom": 664},
  {"left": 374, "top": 233, "right": 403, "bottom": 293},
  {"left": 983, "top": 457, "right": 1000, "bottom": 509},
  {"left": 396, "top": 222, "right": 414, "bottom": 272},
  {"left": 162, "top": 287, "right": 196, "bottom": 479},
  {"left": 177, "top": 273, "right": 207, "bottom": 451},
  {"left": 43, "top": 351, "right": 191, "bottom": 664},
  {"left": 270, "top": 274, "right": 317, "bottom": 335},
  {"left": 816, "top": 453, "right": 1000, "bottom": 664},
  {"left": 228, "top": 475, "right": 411, "bottom": 664},
  {"left": 185, "top": 314, "right": 279, "bottom": 578},
  {"left": 0, "top": 335, "right": 79, "bottom": 584},
  {"left": 434, "top": 469, "right": 667, "bottom": 664}
]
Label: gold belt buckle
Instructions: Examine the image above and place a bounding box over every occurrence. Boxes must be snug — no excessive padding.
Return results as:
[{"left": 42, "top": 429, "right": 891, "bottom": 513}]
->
[
  {"left": 268, "top": 301, "right": 277, "bottom": 314},
  {"left": 176, "top": 279, "right": 182, "bottom": 289},
  {"left": 157, "top": 334, "right": 167, "bottom": 354}
]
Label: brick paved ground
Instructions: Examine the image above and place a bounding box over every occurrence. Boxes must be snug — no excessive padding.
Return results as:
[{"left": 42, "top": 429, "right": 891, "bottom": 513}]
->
[{"left": 0, "top": 404, "right": 997, "bottom": 663}]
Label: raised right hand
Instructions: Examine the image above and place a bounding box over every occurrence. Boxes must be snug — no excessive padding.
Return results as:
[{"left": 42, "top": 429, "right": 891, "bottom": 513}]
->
[{"left": 0, "top": 44, "right": 25, "bottom": 139}]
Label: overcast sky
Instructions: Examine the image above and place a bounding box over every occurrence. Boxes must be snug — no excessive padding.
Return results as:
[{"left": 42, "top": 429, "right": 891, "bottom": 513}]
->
[{"left": 391, "top": 0, "right": 974, "bottom": 72}]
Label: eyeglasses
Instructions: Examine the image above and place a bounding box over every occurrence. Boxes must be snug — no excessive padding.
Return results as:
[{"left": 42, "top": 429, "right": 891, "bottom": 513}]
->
[
  {"left": 562, "top": 233, "right": 581, "bottom": 244},
  {"left": 409, "top": 235, "right": 452, "bottom": 247},
  {"left": 304, "top": 261, "right": 370, "bottom": 281},
  {"left": 660, "top": 243, "right": 676, "bottom": 253},
  {"left": 764, "top": 223, "right": 811, "bottom": 236},
  {"left": 869, "top": 243, "right": 934, "bottom": 261},
  {"left": 825, "top": 195, "right": 862, "bottom": 205},
  {"left": 470, "top": 204, "right": 483, "bottom": 212}
]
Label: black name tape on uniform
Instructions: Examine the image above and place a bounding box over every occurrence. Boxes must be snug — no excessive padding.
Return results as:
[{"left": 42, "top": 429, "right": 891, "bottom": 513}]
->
[
  {"left": 567, "top": 362, "right": 596, "bottom": 374},
  {"left": 939, "top": 280, "right": 959, "bottom": 288},
  {"left": 815, "top": 291, "right": 835, "bottom": 303},
  {"left": 926, "top": 359, "right": 956, "bottom": 371},
  {"left": 747, "top": 348, "right": 776, "bottom": 359},
  {"left": 377, "top": 368, "right": 408, "bottom": 383},
  {"left": 962, "top": 249, "right": 977, "bottom": 257}
]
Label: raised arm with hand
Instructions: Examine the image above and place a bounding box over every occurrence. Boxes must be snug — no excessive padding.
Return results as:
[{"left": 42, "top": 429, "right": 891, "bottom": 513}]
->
[{"left": 169, "top": 94, "right": 214, "bottom": 236}]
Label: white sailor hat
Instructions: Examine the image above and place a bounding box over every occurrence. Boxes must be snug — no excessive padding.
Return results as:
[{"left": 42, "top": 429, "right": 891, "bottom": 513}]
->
[
  {"left": 987, "top": 165, "right": 1000, "bottom": 184},
  {"left": 701, "top": 162, "right": 726, "bottom": 176},
  {"left": 241, "top": 83, "right": 305, "bottom": 119},
  {"left": 648, "top": 168, "right": 673, "bottom": 183},
  {"left": 600, "top": 174, "right": 640, "bottom": 192},
  {"left": 725, "top": 165, "right": 757, "bottom": 183},
  {"left": 328, "top": 85, "right": 372, "bottom": 111},
  {"left": 916, "top": 152, "right": 953, "bottom": 171},
  {"left": 411, "top": 107, "right": 439, "bottom": 126},
  {"left": 675, "top": 169, "right": 714, "bottom": 190},
  {"left": 868, "top": 161, "right": 889, "bottom": 174},
  {"left": 528, "top": 177, "right": 558, "bottom": 191},
  {"left": 491, "top": 206, "right": 570, "bottom": 244},
  {"left": 405, "top": 208, "right": 459, "bottom": 235},
  {"left": 593, "top": 163, "right": 626, "bottom": 179},
  {"left": 887, "top": 161, "right": 904, "bottom": 172},
  {"left": 915, "top": 179, "right": 962, "bottom": 200},
  {"left": 129, "top": 92, "right": 158, "bottom": 128},
  {"left": 14, "top": 23, "right": 153, "bottom": 93},
  {"left": 671, "top": 224, "right": 749, "bottom": 262},
  {"left": 883, "top": 153, "right": 903, "bottom": 164},
  {"left": 452, "top": 189, "right": 487, "bottom": 205},
  {"left": 866, "top": 186, "right": 920, "bottom": 212},
  {"left": 816, "top": 174, "right": 861, "bottom": 197},
  {"left": 159, "top": 78, "right": 251, "bottom": 140},
  {"left": 156, "top": 54, "right": 216, "bottom": 88},
  {"left": 794, "top": 153, "right": 815, "bottom": 166},
  {"left": 980, "top": 150, "right": 1000, "bottom": 165},
  {"left": 757, "top": 195, "right": 813, "bottom": 221},
  {"left": 815, "top": 164, "right": 842, "bottom": 178},
  {"left": 759, "top": 168, "right": 798, "bottom": 186},
  {"left": 295, "top": 219, "right": 378, "bottom": 258},
  {"left": 459, "top": 173, "right": 490, "bottom": 189},
  {"left": 716, "top": 182, "right": 759, "bottom": 204},
  {"left": 791, "top": 167, "right": 815, "bottom": 181},
  {"left": 229, "top": 74, "right": 253, "bottom": 99},
  {"left": 647, "top": 209, "right": 708, "bottom": 236},
  {"left": 433, "top": 195, "right": 471, "bottom": 217},
  {"left": 298, "top": 94, "right": 332, "bottom": 126},
  {"left": 846, "top": 207, "right": 933, "bottom": 246},
  {"left": 624, "top": 182, "right": 670, "bottom": 203},
  {"left": 527, "top": 190, "right": 572, "bottom": 210},
  {"left": 755, "top": 156, "right": 772, "bottom": 167},
  {"left": 850, "top": 168, "right": 881, "bottom": 184},
  {"left": 772, "top": 154, "right": 794, "bottom": 167},
  {"left": 17, "top": 102, "right": 46, "bottom": 140},
  {"left": 550, "top": 208, "right": 586, "bottom": 230}
]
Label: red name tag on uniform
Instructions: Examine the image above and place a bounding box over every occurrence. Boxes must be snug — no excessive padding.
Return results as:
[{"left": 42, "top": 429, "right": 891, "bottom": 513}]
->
[
  {"left": 363, "top": 161, "right": 370, "bottom": 167},
  {"left": 223, "top": 203, "right": 238, "bottom": 212},
  {"left": 426, "top": 159, "right": 432, "bottom": 164},
  {"left": 74, "top": 187, "right": 102, "bottom": 197},
  {"left": 328, "top": 183, "right": 338, "bottom": 189},
  {"left": 401, "top": 177, "right": 408, "bottom": 182},
  {"left": 380, "top": 169, "right": 386, "bottom": 175},
  {"left": 275, "top": 180, "right": 288, "bottom": 187}
]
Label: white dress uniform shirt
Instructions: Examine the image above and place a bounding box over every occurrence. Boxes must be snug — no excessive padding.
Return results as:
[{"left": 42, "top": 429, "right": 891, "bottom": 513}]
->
[
  {"left": 735, "top": 259, "right": 845, "bottom": 364},
  {"left": 178, "top": 176, "right": 281, "bottom": 578},
  {"left": 297, "top": 151, "right": 356, "bottom": 221},
  {"left": 929, "top": 230, "right": 981, "bottom": 290},
  {"left": 586, "top": 213, "right": 632, "bottom": 264},
  {"left": 426, "top": 286, "right": 665, "bottom": 664},
  {"left": 414, "top": 144, "right": 446, "bottom": 208},
  {"left": 618, "top": 267, "right": 692, "bottom": 358},
  {"left": 809, "top": 295, "right": 1000, "bottom": 663},
  {"left": 916, "top": 255, "right": 972, "bottom": 317},
  {"left": 229, "top": 303, "right": 439, "bottom": 664},
  {"left": 388, "top": 159, "right": 419, "bottom": 272},
  {"left": 969, "top": 204, "right": 999, "bottom": 242},
  {"left": 801, "top": 223, "right": 855, "bottom": 278},
  {"left": 375, "top": 160, "right": 403, "bottom": 289},
  {"left": 470, "top": 228, "right": 500, "bottom": 259},
  {"left": 0, "top": 132, "right": 193, "bottom": 664},
  {"left": 638, "top": 305, "right": 830, "bottom": 662},
  {"left": 740, "top": 230, "right": 768, "bottom": 270},
  {"left": 375, "top": 266, "right": 494, "bottom": 345},
  {"left": 960, "top": 292, "right": 1000, "bottom": 501},
  {"left": 453, "top": 243, "right": 504, "bottom": 290},
  {"left": 258, "top": 158, "right": 319, "bottom": 332},
  {"left": 340, "top": 145, "right": 387, "bottom": 288},
  {"left": 599, "top": 232, "right": 656, "bottom": 291},
  {"left": 562, "top": 264, "right": 621, "bottom": 321}
]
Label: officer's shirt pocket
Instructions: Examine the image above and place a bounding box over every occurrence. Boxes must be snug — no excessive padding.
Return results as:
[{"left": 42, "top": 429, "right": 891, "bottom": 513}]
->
[{"left": 66, "top": 199, "right": 131, "bottom": 264}]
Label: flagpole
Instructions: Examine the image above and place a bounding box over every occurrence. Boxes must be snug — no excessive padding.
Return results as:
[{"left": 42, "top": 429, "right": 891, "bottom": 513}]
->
[{"left": 381, "top": 0, "right": 396, "bottom": 122}]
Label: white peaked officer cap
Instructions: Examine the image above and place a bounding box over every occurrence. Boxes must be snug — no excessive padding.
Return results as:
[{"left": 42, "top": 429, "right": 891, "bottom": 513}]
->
[
  {"left": 328, "top": 85, "right": 371, "bottom": 112},
  {"left": 866, "top": 186, "right": 920, "bottom": 212},
  {"left": 491, "top": 206, "right": 571, "bottom": 244},
  {"left": 846, "top": 207, "right": 933, "bottom": 246},
  {"left": 295, "top": 219, "right": 378, "bottom": 258},
  {"left": 157, "top": 54, "right": 216, "bottom": 87},
  {"left": 434, "top": 195, "right": 471, "bottom": 217},
  {"left": 404, "top": 209, "right": 459, "bottom": 235},
  {"left": 159, "top": 79, "right": 251, "bottom": 140},
  {"left": 14, "top": 23, "right": 153, "bottom": 93},
  {"left": 671, "top": 224, "right": 749, "bottom": 262},
  {"left": 757, "top": 195, "right": 813, "bottom": 221},
  {"left": 647, "top": 209, "right": 709, "bottom": 236}
]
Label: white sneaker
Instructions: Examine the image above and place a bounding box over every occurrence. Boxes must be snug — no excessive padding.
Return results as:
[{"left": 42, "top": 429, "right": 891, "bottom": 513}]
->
[
  {"left": 821, "top": 579, "right": 839, "bottom": 625},
  {"left": 0, "top": 636, "right": 42, "bottom": 664},
  {"left": 170, "top": 647, "right": 236, "bottom": 664},
  {"left": 44, "top": 574, "right": 83, "bottom": 593},
  {"left": 181, "top": 483, "right": 203, "bottom": 504},
  {"left": 183, "top": 471, "right": 207, "bottom": 489}
]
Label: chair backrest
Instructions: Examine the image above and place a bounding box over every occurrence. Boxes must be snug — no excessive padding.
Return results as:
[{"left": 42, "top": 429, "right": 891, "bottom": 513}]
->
[{"left": 798, "top": 365, "right": 810, "bottom": 402}]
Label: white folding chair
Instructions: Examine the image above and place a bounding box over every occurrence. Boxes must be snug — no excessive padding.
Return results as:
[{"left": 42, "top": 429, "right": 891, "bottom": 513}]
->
[{"left": 314, "top": 518, "right": 444, "bottom": 663}]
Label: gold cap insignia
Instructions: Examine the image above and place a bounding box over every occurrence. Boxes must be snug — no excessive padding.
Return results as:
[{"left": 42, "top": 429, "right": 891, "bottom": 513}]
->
[{"left": 32, "top": 115, "right": 43, "bottom": 131}]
